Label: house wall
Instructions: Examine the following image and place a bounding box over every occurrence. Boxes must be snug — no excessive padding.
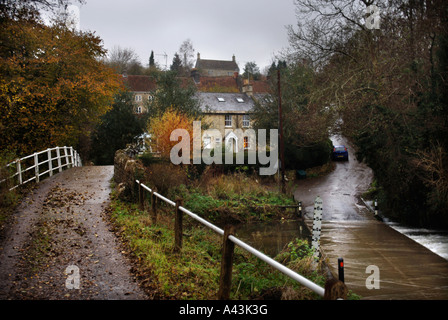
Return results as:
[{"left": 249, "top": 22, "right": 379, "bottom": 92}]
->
[
  {"left": 202, "top": 113, "right": 253, "bottom": 151},
  {"left": 132, "top": 92, "right": 153, "bottom": 114},
  {"left": 204, "top": 69, "right": 237, "bottom": 77}
]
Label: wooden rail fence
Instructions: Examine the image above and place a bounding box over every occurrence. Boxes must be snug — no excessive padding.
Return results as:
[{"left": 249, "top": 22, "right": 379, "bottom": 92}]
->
[{"left": 135, "top": 179, "right": 346, "bottom": 300}]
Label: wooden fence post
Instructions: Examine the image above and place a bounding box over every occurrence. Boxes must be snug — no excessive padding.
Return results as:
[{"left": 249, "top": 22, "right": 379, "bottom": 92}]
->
[
  {"left": 138, "top": 181, "right": 144, "bottom": 210},
  {"left": 47, "top": 149, "right": 53, "bottom": 177},
  {"left": 174, "top": 198, "right": 183, "bottom": 252},
  {"left": 151, "top": 189, "right": 157, "bottom": 224},
  {"left": 56, "top": 147, "right": 62, "bottom": 173},
  {"left": 218, "top": 225, "right": 236, "bottom": 300},
  {"left": 34, "top": 153, "right": 39, "bottom": 183},
  {"left": 16, "top": 160, "right": 22, "bottom": 185}
]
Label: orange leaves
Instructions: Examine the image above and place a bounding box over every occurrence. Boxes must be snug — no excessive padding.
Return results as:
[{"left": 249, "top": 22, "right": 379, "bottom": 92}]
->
[
  {"left": 0, "top": 16, "right": 121, "bottom": 156},
  {"left": 148, "top": 108, "right": 195, "bottom": 159}
]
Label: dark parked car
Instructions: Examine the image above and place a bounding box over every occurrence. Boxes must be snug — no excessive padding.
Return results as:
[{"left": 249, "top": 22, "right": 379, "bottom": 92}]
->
[{"left": 332, "top": 145, "right": 349, "bottom": 161}]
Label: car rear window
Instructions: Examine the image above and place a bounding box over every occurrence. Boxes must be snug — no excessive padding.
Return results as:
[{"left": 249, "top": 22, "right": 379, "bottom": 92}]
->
[{"left": 335, "top": 147, "right": 346, "bottom": 151}]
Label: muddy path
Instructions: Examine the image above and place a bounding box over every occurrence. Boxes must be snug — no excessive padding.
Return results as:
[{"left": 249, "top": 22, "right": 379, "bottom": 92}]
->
[{"left": 0, "top": 166, "right": 147, "bottom": 300}]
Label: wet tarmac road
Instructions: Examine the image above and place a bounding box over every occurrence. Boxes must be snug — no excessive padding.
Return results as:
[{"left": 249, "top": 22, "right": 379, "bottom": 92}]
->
[
  {"left": 294, "top": 135, "right": 448, "bottom": 299},
  {"left": 295, "top": 134, "right": 373, "bottom": 221}
]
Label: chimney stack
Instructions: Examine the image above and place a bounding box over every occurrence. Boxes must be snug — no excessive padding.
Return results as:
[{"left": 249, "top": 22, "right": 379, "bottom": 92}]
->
[
  {"left": 242, "top": 80, "right": 253, "bottom": 97},
  {"left": 197, "top": 52, "right": 201, "bottom": 60}
]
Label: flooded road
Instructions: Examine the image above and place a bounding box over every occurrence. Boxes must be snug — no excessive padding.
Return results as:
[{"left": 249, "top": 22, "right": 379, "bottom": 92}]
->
[
  {"left": 291, "top": 135, "right": 448, "bottom": 299},
  {"left": 235, "top": 220, "right": 311, "bottom": 257}
]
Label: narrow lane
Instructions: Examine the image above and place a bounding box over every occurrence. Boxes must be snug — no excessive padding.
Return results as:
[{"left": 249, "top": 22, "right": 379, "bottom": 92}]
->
[
  {"left": 294, "top": 135, "right": 448, "bottom": 299},
  {"left": 0, "top": 166, "right": 146, "bottom": 300}
]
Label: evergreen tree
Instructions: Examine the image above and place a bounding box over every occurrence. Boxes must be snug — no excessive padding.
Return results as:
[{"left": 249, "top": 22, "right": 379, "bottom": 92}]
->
[
  {"left": 90, "top": 90, "right": 146, "bottom": 165},
  {"left": 170, "top": 53, "right": 183, "bottom": 75},
  {"left": 149, "top": 50, "right": 155, "bottom": 68},
  {"left": 146, "top": 70, "right": 201, "bottom": 119}
]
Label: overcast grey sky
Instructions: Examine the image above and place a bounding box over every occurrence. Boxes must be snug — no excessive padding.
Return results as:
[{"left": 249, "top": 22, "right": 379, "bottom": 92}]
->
[{"left": 76, "top": 0, "right": 298, "bottom": 72}]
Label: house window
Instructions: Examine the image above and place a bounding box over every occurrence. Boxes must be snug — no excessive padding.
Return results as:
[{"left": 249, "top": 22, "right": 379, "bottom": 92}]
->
[
  {"left": 242, "top": 115, "right": 250, "bottom": 127},
  {"left": 136, "top": 106, "right": 142, "bottom": 114},
  {"left": 135, "top": 95, "right": 142, "bottom": 102},
  {"left": 244, "top": 137, "right": 250, "bottom": 150},
  {"left": 203, "top": 137, "right": 211, "bottom": 149},
  {"left": 225, "top": 115, "right": 232, "bottom": 127},
  {"left": 215, "top": 137, "right": 221, "bottom": 144}
]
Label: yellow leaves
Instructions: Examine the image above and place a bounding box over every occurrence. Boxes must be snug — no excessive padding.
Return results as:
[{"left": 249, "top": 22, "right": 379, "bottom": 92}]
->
[
  {"left": 1, "top": 16, "right": 121, "bottom": 155},
  {"left": 148, "top": 108, "right": 195, "bottom": 159}
]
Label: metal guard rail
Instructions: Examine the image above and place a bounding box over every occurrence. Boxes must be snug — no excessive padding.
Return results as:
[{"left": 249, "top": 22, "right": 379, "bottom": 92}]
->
[{"left": 137, "top": 179, "right": 325, "bottom": 297}]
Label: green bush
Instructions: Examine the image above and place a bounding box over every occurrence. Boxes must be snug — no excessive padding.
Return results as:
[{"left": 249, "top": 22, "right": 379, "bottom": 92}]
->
[{"left": 284, "top": 139, "right": 332, "bottom": 170}]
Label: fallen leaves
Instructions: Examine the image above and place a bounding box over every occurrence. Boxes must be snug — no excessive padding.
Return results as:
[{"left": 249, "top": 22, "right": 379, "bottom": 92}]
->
[{"left": 5, "top": 168, "right": 144, "bottom": 300}]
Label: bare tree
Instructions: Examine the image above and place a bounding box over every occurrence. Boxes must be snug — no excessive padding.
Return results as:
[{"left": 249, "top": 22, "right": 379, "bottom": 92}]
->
[
  {"left": 178, "top": 38, "right": 195, "bottom": 73},
  {"left": 106, "top": 45, "right": 142, "bottom": 74},
  {"left": 286, "top": 0, "right": 390, "bottom": 67}
]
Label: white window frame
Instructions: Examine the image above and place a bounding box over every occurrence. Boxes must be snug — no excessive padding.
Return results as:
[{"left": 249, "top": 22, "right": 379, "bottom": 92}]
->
[
  {"left": 135, "top": 95, "right": 142, "bottom": 102},
  {"left": 225, "top": 115, "right": 232, "bottom": 127},
  {"left": 203, "top": 136, "right": 212, "bottom": 149},
  {"left": 136, "top": 106, "right": 142, "bottom": 114},
  {"left": 242, "top": 114, "right": 250, "bottom": 127}
]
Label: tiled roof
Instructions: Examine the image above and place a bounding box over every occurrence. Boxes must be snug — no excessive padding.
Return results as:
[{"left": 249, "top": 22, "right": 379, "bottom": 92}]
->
[
  {"left": 122, "top": 75, "right": 157, "bottom": 92},
  {"left": 251, "top": 80, "right": 270, "bottom": 93},
  {"left": 195, "top": 76, "right": 240, "bottom": 92},
  {"left": 195, "top": 59, "right": 240, "bottom": 72},
  {"left": 197, "top": 92, "right": 254, "bottom": 114}
]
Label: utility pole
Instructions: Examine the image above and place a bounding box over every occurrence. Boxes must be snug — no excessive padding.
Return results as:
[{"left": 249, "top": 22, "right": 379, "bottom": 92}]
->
[{"left": 278, "top": 69, "right": 286, "bottom": 194}]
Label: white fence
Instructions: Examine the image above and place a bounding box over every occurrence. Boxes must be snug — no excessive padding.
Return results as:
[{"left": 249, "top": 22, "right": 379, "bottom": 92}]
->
[{"left": 1, "top": 146, "right": 82, "bottom": 191}]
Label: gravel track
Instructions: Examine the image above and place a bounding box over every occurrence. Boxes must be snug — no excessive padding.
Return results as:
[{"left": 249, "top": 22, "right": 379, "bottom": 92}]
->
[{"left": 0, "top": 166, "right": 147, "bottom": 300}]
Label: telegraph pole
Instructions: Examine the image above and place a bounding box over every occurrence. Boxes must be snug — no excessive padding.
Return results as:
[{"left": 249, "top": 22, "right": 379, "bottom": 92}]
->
[{"left": 278, "top": 69, "right": 286, "bottom": 193}]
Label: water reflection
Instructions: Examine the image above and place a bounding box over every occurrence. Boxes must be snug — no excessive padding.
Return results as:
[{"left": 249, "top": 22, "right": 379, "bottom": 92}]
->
[{"left": 235, "top": 219, "right": 311, "bottom": 257}]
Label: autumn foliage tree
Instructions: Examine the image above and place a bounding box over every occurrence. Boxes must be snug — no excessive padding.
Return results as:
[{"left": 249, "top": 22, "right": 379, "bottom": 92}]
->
[
  {"left": 0, "top": 3, "right": 121, "bottom": 157},
  {"left": 147, "top": 108, "right": 194, "bottom": 160}
]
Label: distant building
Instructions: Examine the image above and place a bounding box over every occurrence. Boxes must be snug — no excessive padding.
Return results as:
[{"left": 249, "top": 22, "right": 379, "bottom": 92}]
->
[
  {"left": 120, "top": 55, "right": 271, "bottom": 155},
  {"left": 197, "top": 91, "right": 255, "bottom": 152},
  {"left": 121, "top": 74, "right": 156, "bottom": 114},
  {"left": 194, "top": 53, "right": 240, "bottom": 78}
]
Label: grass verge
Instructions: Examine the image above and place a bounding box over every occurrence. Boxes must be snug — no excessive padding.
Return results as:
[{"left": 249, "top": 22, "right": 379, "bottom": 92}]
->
[{"left": 107, "top": 180, "right": 328, "bottom": 300}]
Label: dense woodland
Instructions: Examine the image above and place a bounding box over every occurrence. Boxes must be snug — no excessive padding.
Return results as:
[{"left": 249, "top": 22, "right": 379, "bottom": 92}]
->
[{"left": 281, "top": 0, "right": 448, "bottom": 228}]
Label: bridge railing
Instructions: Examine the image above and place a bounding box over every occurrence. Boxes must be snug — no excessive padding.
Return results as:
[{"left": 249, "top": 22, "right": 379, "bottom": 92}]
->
[
  {"left": 135, "top": 179, "right": 331, "bottom": 299},
  {"left": 1, "top": 146, "right": 82, "bottom": 191}
]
